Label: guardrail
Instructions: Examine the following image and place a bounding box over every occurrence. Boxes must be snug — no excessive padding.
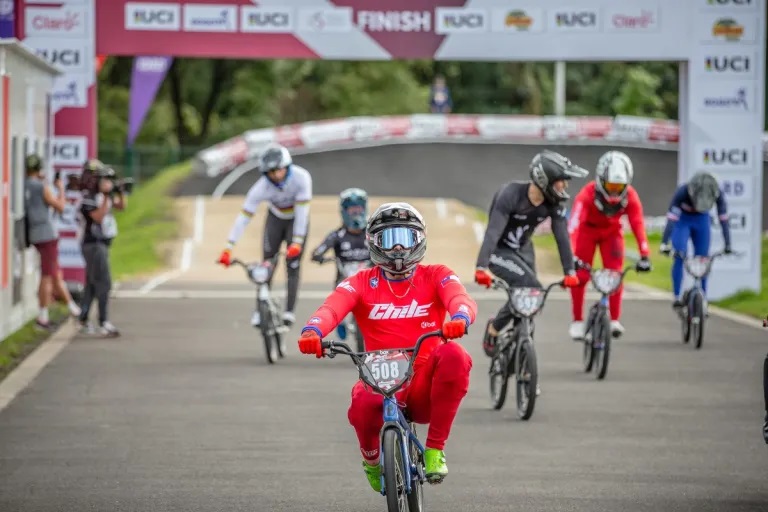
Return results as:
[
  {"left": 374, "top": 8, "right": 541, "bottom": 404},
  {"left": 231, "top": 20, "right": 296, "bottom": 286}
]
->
[{"left": 192, "top": 114, "right": 768, "bottom": 178}]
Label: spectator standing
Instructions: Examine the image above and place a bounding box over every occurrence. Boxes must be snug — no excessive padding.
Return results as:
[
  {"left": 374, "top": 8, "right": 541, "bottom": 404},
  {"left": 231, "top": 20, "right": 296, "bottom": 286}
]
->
[
  {"left": 23, "top": 154, "right": 81, "bottom": 329},
  {"left": 429, "top": 74, "right": 453, "bottom": 114}
]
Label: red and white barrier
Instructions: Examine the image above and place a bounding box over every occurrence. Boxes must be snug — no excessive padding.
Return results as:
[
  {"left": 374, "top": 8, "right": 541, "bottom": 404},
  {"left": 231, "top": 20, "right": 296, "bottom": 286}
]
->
[{"left": 194, "top": 114, "right": 696, "bottom": 178}]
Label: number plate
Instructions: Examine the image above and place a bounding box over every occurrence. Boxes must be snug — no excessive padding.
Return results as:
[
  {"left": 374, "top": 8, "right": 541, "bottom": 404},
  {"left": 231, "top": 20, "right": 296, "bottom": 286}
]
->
[
  {"left": 685, "top": 257, "right": 710, "bottom": 278},
  {"left": 511, "top": 287, "right": 544, "bottom": 317},
  {"left": 361, "top": 350, "right": 411, "bottom": 393},
  {"left": 592, "top": 269, "right": 623, "bottom": 295},
  {"left": 249, "top": 264, "right": 270, "bottom": 283}
]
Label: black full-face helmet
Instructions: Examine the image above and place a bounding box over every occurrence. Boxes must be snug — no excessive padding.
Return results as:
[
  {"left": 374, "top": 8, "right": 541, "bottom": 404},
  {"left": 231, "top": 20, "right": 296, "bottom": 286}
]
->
[
  {"left": 366, "top": 202, "right": 426, "bottom": 276},
  {"left": 529, "top": 150, "right": 589, "bottom": 204}
]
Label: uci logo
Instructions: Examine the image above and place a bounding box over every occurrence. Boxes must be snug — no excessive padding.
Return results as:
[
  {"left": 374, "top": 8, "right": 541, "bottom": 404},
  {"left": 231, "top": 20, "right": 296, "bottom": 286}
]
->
[
  {"left": 36, "top": 48, "right": 80, "bottom": 67},
  {"left": 134, "top": 9, "right": 175, "bottom": 24},
  {"left": 442, "top": 13, "right": 484, "bottom": 28},
  {"left": 705, "top": 56, "right": 750, "bottom": 73},
  {"left": 53, "top": 143, "right": 81, "bottom": 162},
  {"left": 702, "top": 148, "right": 748, "bottom": 165},
  {"left": 555, "top": 11, "right": 596, "bottom": 26},
  {"left": 248, "top": 12, "right": 290, "bottom": 27}
]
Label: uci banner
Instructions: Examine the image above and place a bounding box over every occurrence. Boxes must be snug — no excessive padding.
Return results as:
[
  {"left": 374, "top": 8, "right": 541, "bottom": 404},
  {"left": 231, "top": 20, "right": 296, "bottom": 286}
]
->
[{"left": 127, "top": 56, "right": 173, "bottom": 147}]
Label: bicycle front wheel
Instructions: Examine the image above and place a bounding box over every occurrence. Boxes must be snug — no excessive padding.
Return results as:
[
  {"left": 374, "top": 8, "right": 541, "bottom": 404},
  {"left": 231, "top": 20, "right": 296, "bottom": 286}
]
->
[
  {"left": 406, "top": 424, "right": 424, "bottom": 512},
  {"left": 383, "top": 428, "right": 408, "bottom": 512},
  {"left": 515, "top": 339, "right": 538, "bottom": 420},
  {"left": 489, "top": 349, "right": 510, "bottom": 411},
  {"left": 594, "top": 312, "right": 611, "bottom": 380},
  {"left": 691, "top": 291, "right": 706, "bottom": 350},
  {"left": 258, "top": 301, "right": 278, "bottom": 364}
]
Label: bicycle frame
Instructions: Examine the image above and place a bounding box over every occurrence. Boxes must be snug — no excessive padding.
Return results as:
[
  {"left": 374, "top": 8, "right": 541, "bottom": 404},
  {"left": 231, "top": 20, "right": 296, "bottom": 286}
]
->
[
  {"left": 672, "top": 250, "right": 727, "bottom": 311},
  {"left": 322, "top": 330, "right": 444, "bottom": 496},
  {"left": 578, "top": 262, "right": 636, "bottom": 340}
]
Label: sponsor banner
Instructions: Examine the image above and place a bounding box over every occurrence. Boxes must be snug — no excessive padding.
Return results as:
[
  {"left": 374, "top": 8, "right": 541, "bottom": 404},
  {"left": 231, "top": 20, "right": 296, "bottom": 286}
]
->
[
  {"left": 297, "top": 7, "right": 353, "bottom": 33},
  {"left": 240, "top": 6, "right": 294, "bottom": 33},
  {"left": 25, "top": 4, "right": 88, "bottom": 38},
  {"left": 603, "top": 6, "right": 659, "bottom": 32},
  {"left": 701, "top": 0, "right": 759, "bottom": 10},
  {"left": 694, "top": 48, "right": 757, "bottom": 79},
  {"left": 183, "top": 4, "right": 237, "bottom": 33},
  {"left": 125, "top": 2, "right": 180, "bottom": 31},
  {"left": 694, "top": 82, "right": 754, "bottom": 115},
  {"left": 435, "top": 7, "right": 488, "bottom": 34},
  {"left": 694, "top": 143, "right": 754, "bottom": 171},
  {"left": 356, "top": 10, "right": 432, "bottom": 33},
  {"left": 548, "top": 9, "right": 601, "bottom": 33},
  {"left": 697, "top": 12, "right": 758, "bottom": 44},
  {"left": 51, "top": 135, "right": 88, "bottom": 167},
  {"left": 50, "top": 73, "right": 89, "bottom": 113},
  {"left": 709, "top": 170, "right": 754, "bottom": 203},
  {"left": 25, "top": 38, "right": 91, "bottom": 75},
  {"left": 489, "top": 8, "right": 544, "bottom": 33},
  {"left": 0, "top": 0, "right": 15, "bottom": 38}
]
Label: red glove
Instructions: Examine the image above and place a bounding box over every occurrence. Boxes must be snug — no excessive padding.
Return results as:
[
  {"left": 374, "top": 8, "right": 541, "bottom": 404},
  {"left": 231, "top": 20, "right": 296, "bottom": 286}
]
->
[
  {"left": 474, "top": 269, "right": 493, "bottom": 288},
  {"left": 562, "top": 274, "right": 580, "bottom": 288},
  {"left": 442, "top": 319, "right": 467, "bottom": 340},
  {"left": 217, "top": 248, "right": 232, "bottom": 267},
  {"left": 286, "top": 243, "right": 302, "bottom": 259},
  {"left": 298, "top": 330, "right": 324, "bottom": 358}
]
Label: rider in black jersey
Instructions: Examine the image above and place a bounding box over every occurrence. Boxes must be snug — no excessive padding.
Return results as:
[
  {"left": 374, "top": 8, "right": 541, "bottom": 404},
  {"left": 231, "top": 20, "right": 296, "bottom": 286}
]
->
[
  {"left": 475, "top": 150, "right": 589, "bottom": 357},
  {"left": 311, "top": 188, "right": 371, "bottom": 340}
]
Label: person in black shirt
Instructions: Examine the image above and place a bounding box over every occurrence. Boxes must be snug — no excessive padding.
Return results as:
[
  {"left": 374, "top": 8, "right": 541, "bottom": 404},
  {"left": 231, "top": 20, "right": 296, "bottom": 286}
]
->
[
  {"left": 311, "top": 188, "right": 371, "bottom": 340},
  {"left": 78, "top": 159, "right": 126, "bottom": 337},
  {"left": 475, "top": 150, "right": 588, "bottom": 357}
]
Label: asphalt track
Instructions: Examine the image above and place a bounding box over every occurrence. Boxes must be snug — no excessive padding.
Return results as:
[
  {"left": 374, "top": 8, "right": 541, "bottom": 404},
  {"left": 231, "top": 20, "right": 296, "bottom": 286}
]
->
[
  {"left": 1, "top": 142, "right": 767, "bottom": 511},
  {"left": 175, "top": 142, "right": 768, "bottom": 228},
  {"left": 0, "top": 284, "right": 766, "bottom": 511}
]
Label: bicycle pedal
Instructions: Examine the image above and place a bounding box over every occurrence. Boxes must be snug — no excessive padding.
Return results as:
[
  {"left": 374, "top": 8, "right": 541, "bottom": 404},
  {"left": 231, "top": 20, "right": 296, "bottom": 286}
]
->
[{"left": 426, "top": 475, "right": 445, "bottom": 485}]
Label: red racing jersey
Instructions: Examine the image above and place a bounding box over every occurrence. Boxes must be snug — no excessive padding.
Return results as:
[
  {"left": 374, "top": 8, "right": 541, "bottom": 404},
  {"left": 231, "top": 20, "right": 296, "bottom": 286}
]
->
[
  {"left": 302, "top": 264, "right": 477, "bottom": 369},
  {"left": 567, "top": 181, "right": 650, "bottom": 257}
]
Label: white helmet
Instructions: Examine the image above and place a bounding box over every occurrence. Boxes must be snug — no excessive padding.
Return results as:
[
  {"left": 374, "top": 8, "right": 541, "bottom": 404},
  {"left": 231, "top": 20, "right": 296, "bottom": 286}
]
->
[{"left": 594, "top": 151, "right": 633, "bottom": 215}]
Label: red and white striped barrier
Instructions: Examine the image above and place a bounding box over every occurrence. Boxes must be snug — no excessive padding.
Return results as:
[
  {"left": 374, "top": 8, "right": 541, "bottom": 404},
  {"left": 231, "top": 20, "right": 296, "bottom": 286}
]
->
[{"left": 194, "top": 114, "right": 694, "bottom": 178}]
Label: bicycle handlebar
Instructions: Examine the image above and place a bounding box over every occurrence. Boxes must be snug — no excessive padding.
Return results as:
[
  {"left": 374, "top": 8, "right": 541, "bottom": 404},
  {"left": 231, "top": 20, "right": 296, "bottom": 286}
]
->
[
  {"left": 490, "top": 277, "right": 562, "bottom": 316},
  {"left": 321, "top": 329, "right": 445, "bottom": 361}
]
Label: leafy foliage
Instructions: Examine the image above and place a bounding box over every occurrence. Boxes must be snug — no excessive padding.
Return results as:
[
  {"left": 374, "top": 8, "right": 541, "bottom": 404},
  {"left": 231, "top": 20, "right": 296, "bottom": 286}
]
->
[{"left": 97, "top": 58, "right": 681, "bottom": 155}]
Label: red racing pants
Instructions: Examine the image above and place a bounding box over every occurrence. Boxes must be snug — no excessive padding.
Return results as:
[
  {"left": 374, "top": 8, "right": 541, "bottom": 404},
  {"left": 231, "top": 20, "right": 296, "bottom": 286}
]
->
[
  {"left": 347, "top": 341, "right": 472, "bottom": 464},
  {"left": 570, "top": 225, "right": 625, "bottom": 322}
]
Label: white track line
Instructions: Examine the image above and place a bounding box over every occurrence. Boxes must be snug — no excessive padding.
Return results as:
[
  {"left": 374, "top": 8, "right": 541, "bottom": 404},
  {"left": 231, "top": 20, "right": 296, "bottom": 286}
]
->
[
  {"left": 211, "top": 161, "right": 254, "bottom": 199},
  {"left": 193, "top": 195, "right": 205, "bottom": 244},
  {"left": 137, "top": 270, "right": 181, "bottom": 294},
  {"left": 180, "top": 239, "right": 193, "bottom": 272},
  {"left": 435, "top": 198, "right": 447, "bottom": 219},
  {"left": 455, "top": 214, "right": 466, "bottom": 226},
  {"left": 472, "top": 221, "right": 485, "bottom": 244},
  {"left": 0, "top": 321, "right": 78, "bottom": 413}
]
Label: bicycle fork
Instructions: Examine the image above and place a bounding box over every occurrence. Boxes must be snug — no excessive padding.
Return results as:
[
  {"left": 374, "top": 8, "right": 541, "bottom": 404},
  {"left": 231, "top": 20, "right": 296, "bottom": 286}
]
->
[
  {"left": 379, "top": 397, "right": 423, "bottom": 496},
  {"left": 585, "top": 296, "right": 609, "bottom": 348}
]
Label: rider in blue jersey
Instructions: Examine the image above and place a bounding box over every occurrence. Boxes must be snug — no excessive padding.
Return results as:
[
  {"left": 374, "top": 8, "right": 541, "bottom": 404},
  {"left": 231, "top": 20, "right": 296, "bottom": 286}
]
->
[{"left": 659, "top": 172, "right": 731, "bottom": 310}]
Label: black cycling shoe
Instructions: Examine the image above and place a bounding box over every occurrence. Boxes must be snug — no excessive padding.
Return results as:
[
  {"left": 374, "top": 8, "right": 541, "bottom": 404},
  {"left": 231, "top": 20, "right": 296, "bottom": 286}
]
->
[
  {"left": 482, "top": 318, "right": 497, "bottom": 357},
  {"left": 763, "top": 415, "right": 768, "bottom": 444}
]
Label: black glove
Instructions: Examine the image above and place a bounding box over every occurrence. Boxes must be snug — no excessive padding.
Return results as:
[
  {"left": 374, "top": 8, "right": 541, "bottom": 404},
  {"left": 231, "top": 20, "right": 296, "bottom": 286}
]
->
[
  {"left": 763, "top": 414, "right": 768, "bottom": 445},
  {"left": 636, "top": 257, "right": 652, "bottom": 272},
  {"left": 724, "top": 246, "right": 733, "bottom": 255}
]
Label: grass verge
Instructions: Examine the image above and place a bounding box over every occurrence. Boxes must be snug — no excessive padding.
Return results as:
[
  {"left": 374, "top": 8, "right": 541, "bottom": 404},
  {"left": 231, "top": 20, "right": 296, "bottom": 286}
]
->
[
  {"left": 0, "top": 305, "right": 68, "bottom": 380},
  {"left": 474, "top": 207, "right": 768, "bottom": 319},
  {"left": 110, "top": 161, "right": 192, "bottom": 281}
]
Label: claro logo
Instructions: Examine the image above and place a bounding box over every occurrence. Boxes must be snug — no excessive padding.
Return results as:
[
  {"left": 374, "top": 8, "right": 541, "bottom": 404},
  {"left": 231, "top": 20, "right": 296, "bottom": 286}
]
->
[{"left": 25, "top": 7, "right": 85, "bottom": 37}]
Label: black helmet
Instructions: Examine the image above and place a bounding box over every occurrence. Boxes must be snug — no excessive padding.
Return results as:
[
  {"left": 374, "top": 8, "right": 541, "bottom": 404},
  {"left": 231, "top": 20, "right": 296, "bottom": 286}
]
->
[
  {"left": 259, "top": 143, "right": 292, "bottom": 175},
  {"left": 529, "top": 150, "right": 589, "bottom": 204},
  {"left": 687, "top": 172, "right": 720, "bottom": 212},
  {"left": 366, "top": 202, "right": 426, "bottom": 276}
]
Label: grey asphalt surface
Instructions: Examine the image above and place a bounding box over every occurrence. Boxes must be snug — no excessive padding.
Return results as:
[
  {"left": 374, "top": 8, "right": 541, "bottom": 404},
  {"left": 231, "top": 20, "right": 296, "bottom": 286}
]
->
[
  {"left": 0, "top": 282, "right": 766, "bottom": 511},
  {"left": 175, "top": 143, "right": 768, "bottom": 228}
]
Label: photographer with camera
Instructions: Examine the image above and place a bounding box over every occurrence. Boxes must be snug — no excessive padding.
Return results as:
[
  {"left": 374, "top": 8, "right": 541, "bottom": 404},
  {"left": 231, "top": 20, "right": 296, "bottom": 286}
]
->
[
  {"left": 23, "top": 154, "right": 82, "bottom": 329},
  {"left": 77, "top": 159, "right": 129, "bottom": 337}
]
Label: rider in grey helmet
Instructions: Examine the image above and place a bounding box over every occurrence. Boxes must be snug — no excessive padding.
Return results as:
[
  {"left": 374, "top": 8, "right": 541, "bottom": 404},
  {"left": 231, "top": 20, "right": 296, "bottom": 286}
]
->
[{"left": 660, "top": 171, "right": 731, "bottom": 310}]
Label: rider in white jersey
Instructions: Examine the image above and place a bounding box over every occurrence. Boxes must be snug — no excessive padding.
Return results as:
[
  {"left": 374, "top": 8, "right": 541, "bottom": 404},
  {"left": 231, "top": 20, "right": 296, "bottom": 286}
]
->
[{"left": 217, "top": 143, "right": 312, "bottom": 327}]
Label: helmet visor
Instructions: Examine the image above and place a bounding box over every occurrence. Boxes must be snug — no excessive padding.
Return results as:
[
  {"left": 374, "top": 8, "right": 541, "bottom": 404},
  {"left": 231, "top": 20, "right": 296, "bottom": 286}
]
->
[
  {"left": 603, "top": 181, "right": 627, "bottom": 196},
  {"left": 372, "top": 227, "right": 423, "bottom": 250}
]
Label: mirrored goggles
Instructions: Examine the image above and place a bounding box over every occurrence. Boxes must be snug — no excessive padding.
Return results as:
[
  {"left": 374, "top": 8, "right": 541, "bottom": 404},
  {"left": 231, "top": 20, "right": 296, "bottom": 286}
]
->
[
  {"left": 372, "top": 227, "right": 423, "bottom": 250},
  {"left": 603, "top": 182, "right": 627, "bottom": 196}
]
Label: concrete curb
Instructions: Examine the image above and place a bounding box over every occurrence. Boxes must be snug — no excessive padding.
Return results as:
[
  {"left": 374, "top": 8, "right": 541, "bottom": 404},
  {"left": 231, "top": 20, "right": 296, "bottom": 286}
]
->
[{"left": 0, "top": 320, "right": 78, "bottom": 414}]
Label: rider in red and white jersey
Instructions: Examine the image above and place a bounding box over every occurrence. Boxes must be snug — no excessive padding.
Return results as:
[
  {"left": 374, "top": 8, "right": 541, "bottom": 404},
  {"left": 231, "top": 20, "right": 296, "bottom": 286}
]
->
[{"left": 297, "top": 202, "right": 476, "bottom": 493}]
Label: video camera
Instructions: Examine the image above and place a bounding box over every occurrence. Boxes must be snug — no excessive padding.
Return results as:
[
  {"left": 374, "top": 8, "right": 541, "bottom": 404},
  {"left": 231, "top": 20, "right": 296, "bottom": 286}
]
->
[{"left": 78, "top": 159, "right": 134, "bottom": 196}]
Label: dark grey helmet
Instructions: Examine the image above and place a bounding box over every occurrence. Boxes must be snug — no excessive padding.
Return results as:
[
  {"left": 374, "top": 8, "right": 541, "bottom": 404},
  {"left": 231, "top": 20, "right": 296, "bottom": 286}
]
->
[
  {"left": 529, "top": 150, "right": 589, "bottom": 204},
  {"left": 687, "top": 172, "right": 721, "bottom": 212},
  {"left": 366, "top": 202, "right": 426, "bottom": 276}
]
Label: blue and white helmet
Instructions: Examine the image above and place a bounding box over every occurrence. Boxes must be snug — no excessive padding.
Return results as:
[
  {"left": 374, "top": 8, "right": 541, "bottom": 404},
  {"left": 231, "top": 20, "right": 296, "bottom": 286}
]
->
[{"left": 340, "top": 187, "right": 368, "bottom": 230}]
